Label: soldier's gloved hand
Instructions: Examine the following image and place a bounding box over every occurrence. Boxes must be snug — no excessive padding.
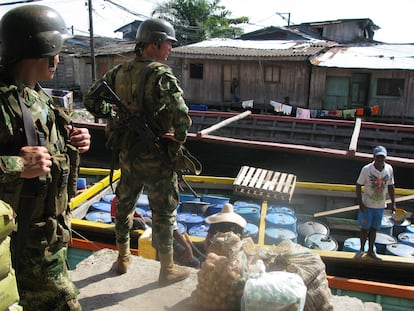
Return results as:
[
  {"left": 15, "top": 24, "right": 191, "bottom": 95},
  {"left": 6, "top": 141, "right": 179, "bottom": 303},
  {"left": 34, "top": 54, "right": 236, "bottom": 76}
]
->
[
  {"left": 162, "top": 132, "right": 184, "bottom": 144},
  {"left": 68, "top": 126, "right": 91, "bottom": 153},
  {"left": 20, "top": 146, "right": 52, "bottom": 178}
]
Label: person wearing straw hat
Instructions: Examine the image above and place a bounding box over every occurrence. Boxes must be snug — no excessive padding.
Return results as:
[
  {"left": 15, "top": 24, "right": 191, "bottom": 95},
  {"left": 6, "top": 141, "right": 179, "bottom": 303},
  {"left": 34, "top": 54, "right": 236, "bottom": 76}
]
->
[
  {"left": 355, "top": 146, "right": 396, "bottom": 261},
  {"left": 203, "top": 203, "right": 247, "bottom": 251}
]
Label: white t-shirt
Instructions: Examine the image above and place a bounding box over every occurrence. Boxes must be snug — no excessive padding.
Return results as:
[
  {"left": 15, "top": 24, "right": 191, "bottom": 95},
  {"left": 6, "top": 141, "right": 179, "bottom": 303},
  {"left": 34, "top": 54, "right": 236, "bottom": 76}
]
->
[{"left": 356, "top": 161, "right": 394, "bottom": 208}]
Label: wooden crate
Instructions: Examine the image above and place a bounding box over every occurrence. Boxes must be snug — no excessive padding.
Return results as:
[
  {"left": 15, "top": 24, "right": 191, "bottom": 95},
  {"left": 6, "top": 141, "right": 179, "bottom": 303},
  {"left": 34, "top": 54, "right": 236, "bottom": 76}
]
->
[{"left": 233, "top": 166, "right": 296, "bottom": 202}]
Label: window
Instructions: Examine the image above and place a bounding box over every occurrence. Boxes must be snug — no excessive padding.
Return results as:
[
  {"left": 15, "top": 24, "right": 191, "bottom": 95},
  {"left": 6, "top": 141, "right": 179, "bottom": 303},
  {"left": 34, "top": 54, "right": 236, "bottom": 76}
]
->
[
  {"left": 264, "top": 66, "right": 280, "bottom": 83},
  {"left": 189, "top": 63, "right": 203, "bottom": 79},
  {"left": 376, "top": 78, "right": 404, "bottom": 97}
]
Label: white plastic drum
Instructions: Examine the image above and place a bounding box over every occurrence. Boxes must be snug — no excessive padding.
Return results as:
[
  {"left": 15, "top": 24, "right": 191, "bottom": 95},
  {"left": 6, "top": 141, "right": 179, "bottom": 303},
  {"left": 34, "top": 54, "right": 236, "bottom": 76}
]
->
[
  {"left": 385, "top": 243, "right": 414, "bottom": 258},
  {"left": 342, "top": 237, "right": 375, "bottom": 253},
  {"left": 304, "top": 233, "right": 338, "bottom": 251},
  {"left": 265, "top": 228, "right": 297, "bottom": 246},
  {"left": 397, "top": 232, "right": 414, "bottom": 247},
  {"left": 375, "top": 232, "right": 397, "bottom": 254},
  {"left": 297, "top": 221, "right": 329, "bottom": 245}
]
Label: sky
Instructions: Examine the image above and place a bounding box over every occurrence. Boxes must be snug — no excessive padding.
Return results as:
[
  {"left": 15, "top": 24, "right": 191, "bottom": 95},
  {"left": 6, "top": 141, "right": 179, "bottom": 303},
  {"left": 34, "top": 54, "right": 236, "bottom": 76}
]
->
[{"left": 0, "top": 0, "right": 413, "bottom": 44}]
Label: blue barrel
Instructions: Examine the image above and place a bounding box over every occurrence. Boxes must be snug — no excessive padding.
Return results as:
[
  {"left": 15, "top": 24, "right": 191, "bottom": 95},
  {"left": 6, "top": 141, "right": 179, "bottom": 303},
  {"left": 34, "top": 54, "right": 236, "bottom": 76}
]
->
[
  {"left": 179, "top": 201, "right": 210, "bottom": 215},
  {"left": 267, "top": 205, "right": 295, "bottom": 215},
  {"left": 393, "top": 219, "right": 411, "bottom": 238},
  {"left": 398, "top": 232, "right": 414, "bottom": 247},
  {"left": 385, "top": 243, "right": 414, "bottom": 258},
  {"left": 201, "top": 195, "right": 230, "bottom": 205},
  {"left": 296, "top": 221, "right": 329, "bottom": 245},
  {"left": 265, "top": 212, "right": 297, "bottom": 233},
  {"left": 378, "top": 215, "right": 393, "bottom": 236},
  {"left": 85, "top": 211, "right": 112, "bottom": 223},
  {"left": 77, "top": 178, "right": 87, "bottom": 190},
  {"left": 375, "top": 233, "right": 397, "bottom": 254},
  {"left": 176, "top": 213, "right": 204, "bottom": 231},
  {"left": 304, "top": 233, "right": 338, "bottom": 251},
  {"left": 101, "top": 194, "right": 115, "bottom": 203},
  {"left": 265, "top": 228, "right": 297, "bottom": 245},
  {"left": 206, "top": 204, "right": 223, "bottom": 216},
  {"left": 234, "top": 204, "right": 261, "bottom": 226},
  {"left": 244, "top": 223, "right": 259, "bottom": 242},
  {"left": 177, "top": 222, "right": 187, "bottom": 235},
  {"left": 90, "top": 201, "right": 111, "bottom": 213},
  {"left": 179, "top": 194, "right": 201, "bottom": 202},
  {"left": 188, "top": 224, "right": 210, "bottom": 238},
  {"left": 342, "top": 238, "right": 374, "bottom": 253},
  {"left": 406, "top": 224, "right": 414, "bottom": 234}
]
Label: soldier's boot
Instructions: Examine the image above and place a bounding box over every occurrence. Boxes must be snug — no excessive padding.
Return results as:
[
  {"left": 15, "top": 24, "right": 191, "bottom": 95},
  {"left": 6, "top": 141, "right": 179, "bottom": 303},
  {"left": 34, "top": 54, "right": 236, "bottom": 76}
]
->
[
  {"left": 158, "top": 251, "right": 190, "bottom": 286},
  {"left": 115, "top": 240, "right": 131, "bottom": 274}
]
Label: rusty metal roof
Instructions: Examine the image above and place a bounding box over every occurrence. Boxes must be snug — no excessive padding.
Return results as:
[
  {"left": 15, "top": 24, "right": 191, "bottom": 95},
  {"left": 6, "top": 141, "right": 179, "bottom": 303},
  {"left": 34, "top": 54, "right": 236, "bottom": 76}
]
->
[
  {"left": 172, "top": 38, "right": 332, "bottom": 59},
  {"left": 311, "top": 44, "right": 414, "bottom": 70}
]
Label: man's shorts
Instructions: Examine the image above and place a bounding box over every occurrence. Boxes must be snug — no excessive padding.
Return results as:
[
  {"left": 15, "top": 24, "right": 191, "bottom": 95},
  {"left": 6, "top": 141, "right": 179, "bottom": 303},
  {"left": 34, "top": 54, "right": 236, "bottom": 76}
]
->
[{"left": 358, "top": 207, "right": 384, "bottom": 229}]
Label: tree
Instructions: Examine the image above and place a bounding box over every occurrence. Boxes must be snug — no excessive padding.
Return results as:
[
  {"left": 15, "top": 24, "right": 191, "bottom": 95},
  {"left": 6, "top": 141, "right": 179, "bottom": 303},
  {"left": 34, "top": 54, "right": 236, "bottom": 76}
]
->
[{"left": 152, "top": 0, "right": 249, "bottom": 45}]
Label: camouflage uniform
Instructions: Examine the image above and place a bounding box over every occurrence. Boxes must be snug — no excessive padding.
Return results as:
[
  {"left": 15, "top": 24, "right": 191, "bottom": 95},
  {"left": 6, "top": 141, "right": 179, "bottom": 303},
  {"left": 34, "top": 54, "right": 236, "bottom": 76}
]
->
[
  {"left": 84, "top": 58, "right": 191, "bottom": 255},
  {"left": 0, "top": 84, "right": 81, "bottom": 310}
]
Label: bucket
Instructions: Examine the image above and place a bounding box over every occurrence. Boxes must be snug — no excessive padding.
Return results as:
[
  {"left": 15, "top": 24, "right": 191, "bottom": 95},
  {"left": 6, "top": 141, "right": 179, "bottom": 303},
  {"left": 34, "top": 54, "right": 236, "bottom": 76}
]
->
[
  {"left": 265, "top": 212, "right": 297, "bottom": 233},
  {"left": 397, "top": 232, "right": 414, "bottom": 247},
  {"left": 378, "top": 215, "right": 393, "bottom": 236},
  {"left": 375, "top": 233, "right": 397, "bottom": 254},
  {"left": 90, "top": 201, "right": 111, "bottom": 213},
  {"left": 304, "top": 233, "right": 338, "bottom": 251},
  {"left": 297, "top": 221, "right": 329, "bottom": 245},
  {"left": 188, "top": 224, "right": 210, "bottom": 238},
  {"left": 101, "top": 194, "right": 115, "bottom": 203},
  {"left": 265, "top": 228, "right": 297, "bottom": 245},
  {"left": 76, "top": 177, "right": 87, "bottom": 190},
  {"left": 201, "top": 195, "right": 230, "bottom": 205},
  {"left": 179, "top": 194, "right": 201, "bottom": 202},
  {"left": 393, "top": 219, "right": 411, "bottom": 238},
  {"left": 244, "top": 223, "right": 259, "bottom": 242},
  {"left": 385, "top": 243, "right": 414, "bottom": 258},
  {"left": 177, "top": 222, "right": 187, "bottom": 235},
  {"left": 85, "top": 211, "right": 112, "bottom": 223},
  {"left": 234, "top": 204, "right": 261, "bottom": 226},
  {"left": 267, "top": 205, "right": 295, "bottom": 215},
  {"left": 342, "top": 237, "right": 374, "bottom": 253},
  {"left": 176, "top": 213, "right": 204, "bottom": 231},
  {"left": 179, "top": 201, "right": 210, "bottom": 215}
]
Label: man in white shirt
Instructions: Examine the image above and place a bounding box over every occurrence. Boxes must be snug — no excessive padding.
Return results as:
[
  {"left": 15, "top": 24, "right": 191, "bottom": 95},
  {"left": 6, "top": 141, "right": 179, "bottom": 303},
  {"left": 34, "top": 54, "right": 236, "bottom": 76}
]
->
[{"left": 355, "top": 146, "right": 396, "bottom": 260}]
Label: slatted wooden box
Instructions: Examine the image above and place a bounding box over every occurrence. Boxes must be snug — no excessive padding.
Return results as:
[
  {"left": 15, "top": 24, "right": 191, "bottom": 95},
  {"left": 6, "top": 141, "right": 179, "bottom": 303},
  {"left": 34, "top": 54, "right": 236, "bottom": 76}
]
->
[{"left": 233, "top": 166, "right": 296, "bottom": 202}]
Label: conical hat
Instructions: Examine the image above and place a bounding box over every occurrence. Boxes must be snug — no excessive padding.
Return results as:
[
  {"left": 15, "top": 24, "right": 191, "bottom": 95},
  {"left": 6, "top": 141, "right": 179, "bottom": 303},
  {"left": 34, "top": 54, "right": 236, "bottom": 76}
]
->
[{"left": 205, "top": 203, "right": 247, "bottom": 228}]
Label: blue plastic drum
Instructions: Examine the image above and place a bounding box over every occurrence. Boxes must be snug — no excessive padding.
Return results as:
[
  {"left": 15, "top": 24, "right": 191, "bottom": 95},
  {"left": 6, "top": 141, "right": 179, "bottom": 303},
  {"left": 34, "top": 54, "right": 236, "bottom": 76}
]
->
[
  {"left": 393, "top": 219, "right": 411, "bottom": 238},
  {"left": 385, "top": 243, "right": 414, "bottom": 258},
  {"left": 406, "top": 224, "right": 414, "bottom": 234},
  {"left": 398, "top": 232, "right": 414, "bottom": 247},
  {"left": 267, "top": 205, "right": 295, "bottom": 215},
  {"left": 342, "top": 237, "right": 374, "bottom": 252},
  {"left": 265, "top": 228, "right": 297, "bottom": 245},
  {"left": 244, "top": 223, "right": 259, "bottom": 242},
  {"left": 179, "top": 194, "right": 201, "bottom": 202},
  {"left": 101, "top": 194, "right": 115, "bottom": 203},
  {"left": 234, "top": 204, "right": 261, "bottom": 226},
  {"left": 201, "top": 195, "right": 230, "bottom": 205},
  {"left": 206, "top": 204, "right": 223, "bottom": 216},
  {"left": 176, "top": 213, "right": 205, "bottom": 231},
  {"left": 77, "top": 178, "right": 87, "bottom": 190},
  {"left": 188, "top": 224, "right": 210, "bottom": 238},
  {"left": 177, "top": 222, "right": 187, "bottom": 235},
  {"left": 304, "top": 233, "right": 338, "bottom": 251},
  {"left": 375, "top": 233, "right": 397, "bottom": 254},
  {"left": 85, "top": 211, "right": 112, "bottom": 223},
  {"left": 378, "top": 215, "right": 394, "bottom": 236},
  {"left": 90, "top": 201, "right": 111, "bottom": 213},
  {"left": 265, "top": 212, "right": 297, "bottom": 233}
]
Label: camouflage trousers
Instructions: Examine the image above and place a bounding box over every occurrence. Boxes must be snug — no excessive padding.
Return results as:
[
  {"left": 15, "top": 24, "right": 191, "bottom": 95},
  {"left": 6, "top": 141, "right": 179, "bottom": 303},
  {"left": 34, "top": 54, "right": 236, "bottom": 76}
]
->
[
  {"left": 14, "top": 242, "right": 81, "bottom": 311},
  {"left": 115, "top": 151, "right": 179, "bottom": 254}
]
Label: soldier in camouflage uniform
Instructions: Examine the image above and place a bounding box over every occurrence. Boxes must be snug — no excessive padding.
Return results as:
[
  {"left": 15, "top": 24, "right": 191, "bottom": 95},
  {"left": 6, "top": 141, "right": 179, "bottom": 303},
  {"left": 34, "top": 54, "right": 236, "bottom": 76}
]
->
[
  {"left": 84, "top": 18, "right": 192, "bottom": 286},
  {"left": 0, "top": 5, "right": 91, "bottom": 310}
]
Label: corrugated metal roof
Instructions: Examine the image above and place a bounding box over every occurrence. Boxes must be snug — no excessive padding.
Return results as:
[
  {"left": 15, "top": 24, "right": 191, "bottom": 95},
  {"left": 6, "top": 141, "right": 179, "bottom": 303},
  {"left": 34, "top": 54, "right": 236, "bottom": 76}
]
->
[
  {"left": 172, "top": 38, "right": 330, "bottom": 59},
  {"left": 311, "top": 44, "right": 414, "bottom": 70}
]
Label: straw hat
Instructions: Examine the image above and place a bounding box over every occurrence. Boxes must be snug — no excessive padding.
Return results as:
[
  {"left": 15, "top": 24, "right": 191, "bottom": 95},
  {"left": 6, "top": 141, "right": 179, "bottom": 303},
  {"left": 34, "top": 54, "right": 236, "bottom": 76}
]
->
[{"left": 205, "top": 203, "right": 247, "bottom": 228}]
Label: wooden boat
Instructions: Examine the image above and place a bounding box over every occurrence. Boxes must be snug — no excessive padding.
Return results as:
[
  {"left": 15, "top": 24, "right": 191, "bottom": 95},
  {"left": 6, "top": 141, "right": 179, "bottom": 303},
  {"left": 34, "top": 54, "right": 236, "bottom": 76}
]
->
[
  {"left": 73, "top": 110, "right": 414, "bottom": 187},
  {"left": 69, "top": 167, "right": 414, "bottom": 286}
]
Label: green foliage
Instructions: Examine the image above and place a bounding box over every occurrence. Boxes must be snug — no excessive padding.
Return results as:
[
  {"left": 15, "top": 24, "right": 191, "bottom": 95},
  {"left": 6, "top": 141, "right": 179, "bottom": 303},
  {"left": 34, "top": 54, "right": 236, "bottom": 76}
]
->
[{"left": 152, "top": 0, "right": 249, "bottom": 45}]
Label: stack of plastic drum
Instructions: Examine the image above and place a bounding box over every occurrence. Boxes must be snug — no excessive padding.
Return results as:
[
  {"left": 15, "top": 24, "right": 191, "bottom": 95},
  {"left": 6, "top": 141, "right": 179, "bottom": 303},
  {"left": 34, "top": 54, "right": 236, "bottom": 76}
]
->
[
  {"left": 244, "top": 223, "right": 259, "bottom": 243},
  {"left": 87, "top": 201, "right": 112, "bottom": 223},
  {"left": 176, "top": 213, "right": 205, "bottom": 232},
  {"left": 267, "top": 205, "right": 295, "bottom": 215},
  {"left": 264, "top": 211, "right": 298, "bottom": 245},
  {"left": 296, "top": 220, "right": 329, "bottom": 246},
  {"left": 233, "top": 201, "right": 261, "bottom": 226}
]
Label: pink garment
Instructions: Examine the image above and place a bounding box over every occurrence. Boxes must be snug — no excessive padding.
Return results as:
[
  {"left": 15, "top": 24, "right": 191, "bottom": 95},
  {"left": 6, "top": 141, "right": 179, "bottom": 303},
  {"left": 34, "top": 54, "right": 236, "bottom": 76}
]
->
[{"left": 296, "top": 107, "right": 311, "bottom": 119}]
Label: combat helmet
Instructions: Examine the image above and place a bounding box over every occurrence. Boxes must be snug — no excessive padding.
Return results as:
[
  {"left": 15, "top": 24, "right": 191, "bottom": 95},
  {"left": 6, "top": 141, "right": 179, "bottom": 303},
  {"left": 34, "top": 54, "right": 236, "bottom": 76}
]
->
[
  {"left": 0, "top": 4, "right": 71, "bottom": 63},
  {"left": 136, "top": 18, "right": 177, "bottom": 44}
]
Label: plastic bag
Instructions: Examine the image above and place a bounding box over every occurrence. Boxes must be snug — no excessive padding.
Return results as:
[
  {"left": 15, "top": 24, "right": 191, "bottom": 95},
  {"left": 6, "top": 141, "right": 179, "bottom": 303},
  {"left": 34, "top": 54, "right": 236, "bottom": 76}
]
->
[{"left": 242, "top": 270, "right": 307, "bottom": 311}]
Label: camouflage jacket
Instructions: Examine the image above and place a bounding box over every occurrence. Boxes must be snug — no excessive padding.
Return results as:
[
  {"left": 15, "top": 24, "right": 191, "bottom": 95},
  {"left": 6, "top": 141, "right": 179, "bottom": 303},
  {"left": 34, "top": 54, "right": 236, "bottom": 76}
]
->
[{"left": 84, "top": 58, "right": 192, "bottom": 144}]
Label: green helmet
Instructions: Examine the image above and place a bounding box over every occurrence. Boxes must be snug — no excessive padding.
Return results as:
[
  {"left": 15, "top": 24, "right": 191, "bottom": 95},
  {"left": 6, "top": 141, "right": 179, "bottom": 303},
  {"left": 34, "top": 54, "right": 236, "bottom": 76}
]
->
[
  {"left": 0, "top": 4, "right": 71, "bottom": 63},
  {"left": 136, "top": 18, "right": 177, "bottom": 44}
]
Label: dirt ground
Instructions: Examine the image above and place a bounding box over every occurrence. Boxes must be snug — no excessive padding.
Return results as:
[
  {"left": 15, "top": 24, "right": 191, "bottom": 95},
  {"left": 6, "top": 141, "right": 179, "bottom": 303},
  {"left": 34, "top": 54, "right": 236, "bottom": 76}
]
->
[{"left": 69, "top": 249, "right": 381, "bottom": 311}]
